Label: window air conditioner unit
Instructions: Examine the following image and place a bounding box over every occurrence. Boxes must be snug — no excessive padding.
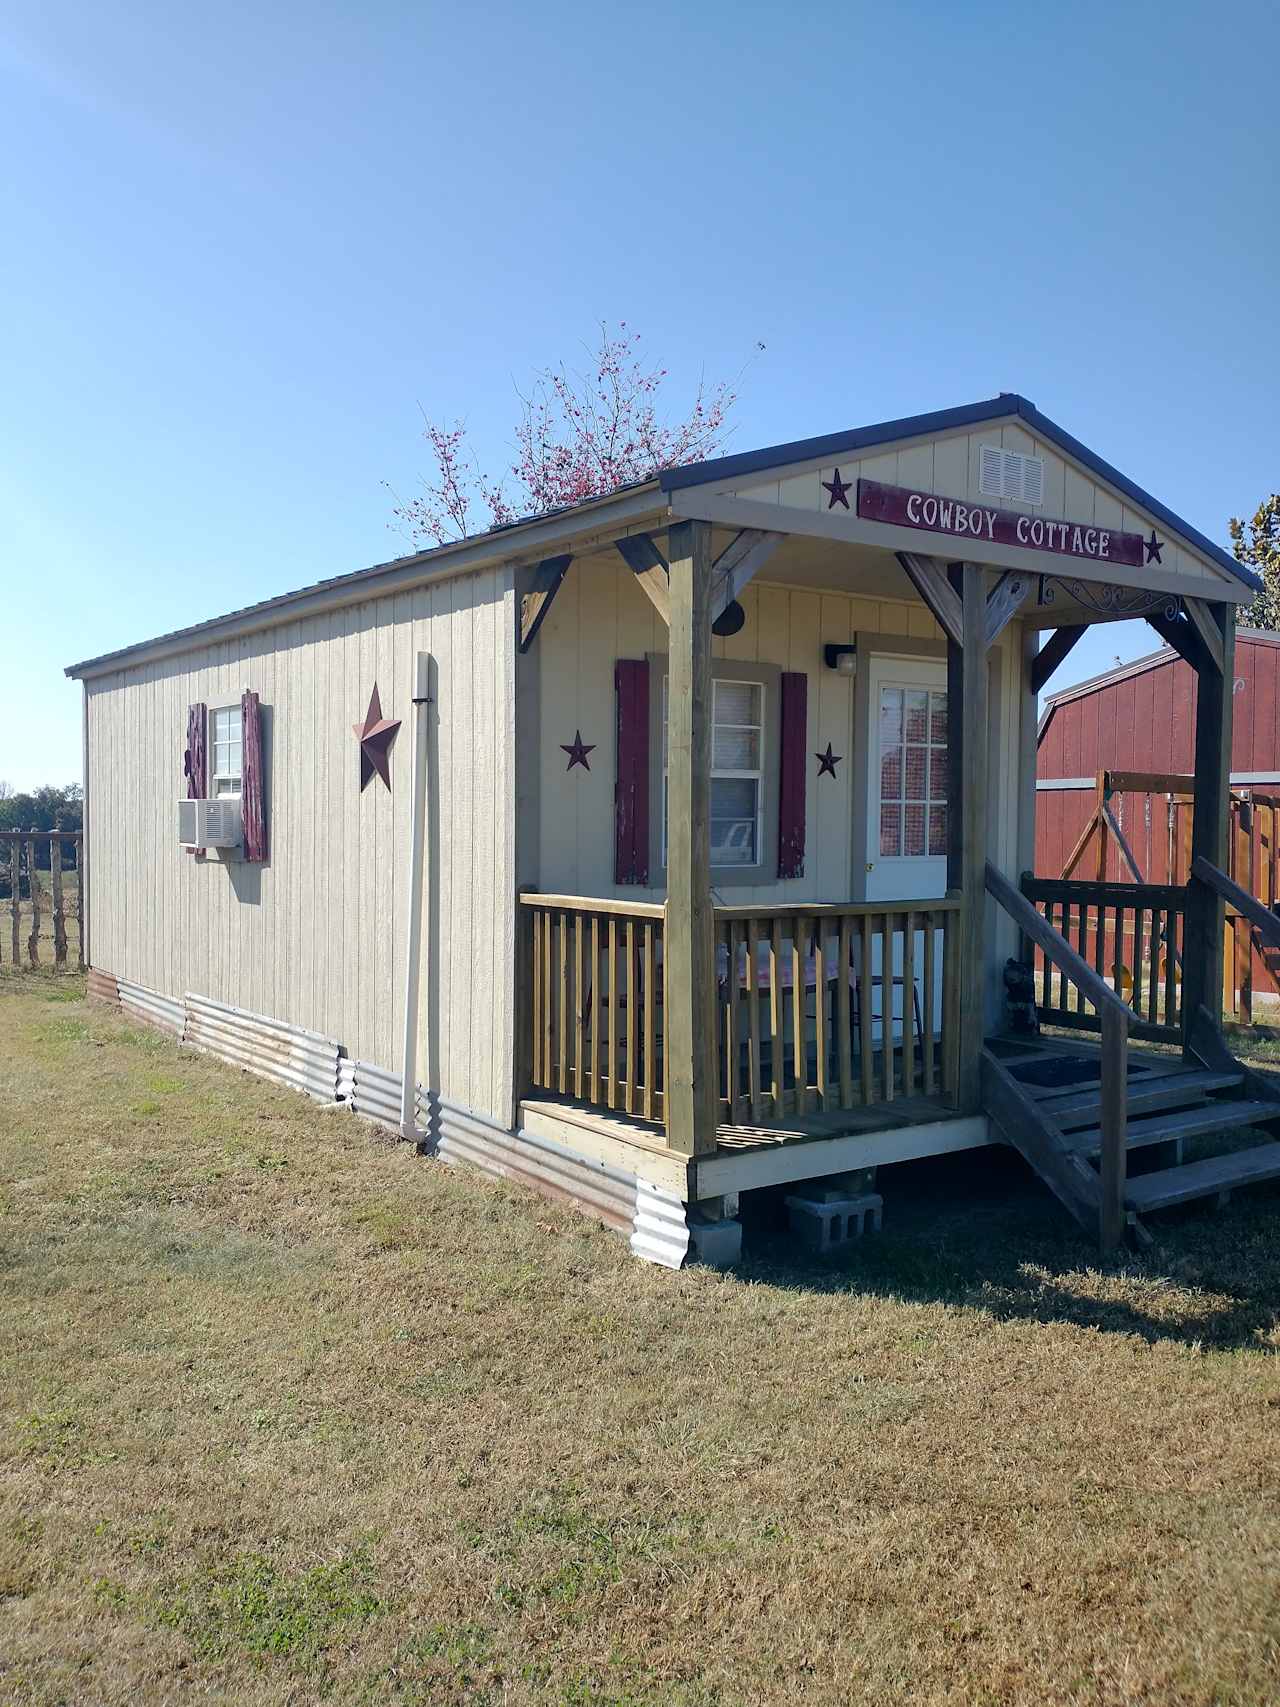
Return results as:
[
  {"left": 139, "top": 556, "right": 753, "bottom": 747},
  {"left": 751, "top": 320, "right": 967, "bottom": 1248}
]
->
[{"left": 177, "top": 797, "right": 242, "bottom": 851}]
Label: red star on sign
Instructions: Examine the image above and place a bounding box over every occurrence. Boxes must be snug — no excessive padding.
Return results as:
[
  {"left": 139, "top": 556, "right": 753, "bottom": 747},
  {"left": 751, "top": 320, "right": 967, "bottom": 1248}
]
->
[
  {"left": 822, "top": 467, "right": 852, "bottom": 510},
  {"left": 352, "top": 684, "right": 401, "bottom": 791},
  {"left": 561, "top": 730, "right": 595, "bottom": 772},
  {"left": 815, "top": 742, "right": 842, "bottom": 778}
]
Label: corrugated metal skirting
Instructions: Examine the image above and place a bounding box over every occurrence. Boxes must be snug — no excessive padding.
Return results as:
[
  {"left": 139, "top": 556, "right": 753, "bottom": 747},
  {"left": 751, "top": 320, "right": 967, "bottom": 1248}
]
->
[
  {"left": 86, "top": 970, "right": 694, "bottom": 1267},
  {"left": 117, "top": 977, "right": 186, "bottom": 1038},
  {"left": 85, "top": 967, "right": 120, "bottom": 1007},
  {"left": 438, "top": 1101, "right": 639, "bottom": 1236},
  {"left": 349, "top": 1059, "right": 405, "bottom": 1130},
  {"left": 632, "top": 1179, "right": 693, "bottom": 1269},
  {"left": 183, "top": 992, "right": 341, "bottom": 1103}
]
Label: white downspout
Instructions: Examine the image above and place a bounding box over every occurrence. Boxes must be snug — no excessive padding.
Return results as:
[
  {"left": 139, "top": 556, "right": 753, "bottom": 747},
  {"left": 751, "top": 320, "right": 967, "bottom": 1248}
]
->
[{"left": 400, "top": 651, "right": 432, "bottom": 1140}]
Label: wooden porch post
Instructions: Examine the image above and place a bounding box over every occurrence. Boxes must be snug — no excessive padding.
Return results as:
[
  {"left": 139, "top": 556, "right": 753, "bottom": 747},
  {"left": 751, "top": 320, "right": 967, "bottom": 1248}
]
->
[
  {"left": 665, "top": 519, "right": 718, "bottom": 1156},
  {"left": 1182, "top": 600, "right": 1235, "bottom": 1048},
  {"left": 947, "top": 564, "right": 989, "bottom": 1109}
]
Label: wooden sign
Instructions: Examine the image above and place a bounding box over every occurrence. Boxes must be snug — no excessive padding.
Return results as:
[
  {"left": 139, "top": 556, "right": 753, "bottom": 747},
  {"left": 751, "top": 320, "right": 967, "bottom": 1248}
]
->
[{"left": 857, "top": 479, "right": 1148, "bottom": 569}]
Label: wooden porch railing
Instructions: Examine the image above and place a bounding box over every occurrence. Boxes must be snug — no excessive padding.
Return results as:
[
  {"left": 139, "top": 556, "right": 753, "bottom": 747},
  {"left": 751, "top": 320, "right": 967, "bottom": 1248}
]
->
[
  {"left": 522, "top": 894, "right": 666, "bottom": 1123},
  {"left": 0, "top": 829, "right": 84, "bottom": 971},
  {"left": 710, "top": 898, "right": 961, "bottom": 1124},
  {"left": 988, "top": 864, "right": 1129, "bottom": 1251},
  {"left": 1019, "top": 874, "right": 1185, "bottom": 1042},
  {"left": 521, "top": 890, "right": 964, "bottom": 1134}
]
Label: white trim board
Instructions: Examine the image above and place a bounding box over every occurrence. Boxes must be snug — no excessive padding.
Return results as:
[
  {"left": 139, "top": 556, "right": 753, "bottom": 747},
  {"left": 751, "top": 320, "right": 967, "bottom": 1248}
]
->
[
  {"left": 693, "top": 1113, "right": 992, "bottom": 1197},
  {"left": 667, "top": 488, "right": 1245, "bottom": 606},
  {"left": 1038, "top": 772, "right": 1280, "bottom": 791}
]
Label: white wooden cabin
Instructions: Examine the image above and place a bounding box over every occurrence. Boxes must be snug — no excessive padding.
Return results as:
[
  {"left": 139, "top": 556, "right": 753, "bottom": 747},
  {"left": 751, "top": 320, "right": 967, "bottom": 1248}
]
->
[{"left": 69, "top": 393, "right": 1280, "bottom": 1266}]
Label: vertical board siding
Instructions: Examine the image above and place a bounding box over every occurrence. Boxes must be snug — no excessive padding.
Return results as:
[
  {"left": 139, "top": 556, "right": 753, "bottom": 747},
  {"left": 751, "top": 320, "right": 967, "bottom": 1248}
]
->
[
  {"left": 732, "top": 421, "right": 1229, "bottom": 592},
  {"left": 1035, "top": 633, "right": 1280, "bottom": 1008},
  {"left": 1037, "top": 635, "right": 1280, "bottom": 883},
  {"left": 84, "top": 568, "right": 517, "bottom": 1125},
  {"left": 534, "top": 551, "right": 1030, "bottom": 931}
]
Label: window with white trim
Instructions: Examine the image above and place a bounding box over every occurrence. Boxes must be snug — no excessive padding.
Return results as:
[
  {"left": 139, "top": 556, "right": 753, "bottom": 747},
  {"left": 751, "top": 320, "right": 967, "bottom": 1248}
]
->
[
  {"left": 662, "top": 676, "right": 765, "bottom": 868},
  {"left": 209, "top": 704, "right": 243, "bottom": 799},
  {"left": 878, "top": 684, "right": 947, "bottom": 858}
]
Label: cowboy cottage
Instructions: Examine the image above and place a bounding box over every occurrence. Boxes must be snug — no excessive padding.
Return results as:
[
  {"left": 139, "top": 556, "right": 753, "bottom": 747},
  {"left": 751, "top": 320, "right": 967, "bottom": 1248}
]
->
[{"left": 67, "top": 393, "right": 1280, "bottom": 1266}]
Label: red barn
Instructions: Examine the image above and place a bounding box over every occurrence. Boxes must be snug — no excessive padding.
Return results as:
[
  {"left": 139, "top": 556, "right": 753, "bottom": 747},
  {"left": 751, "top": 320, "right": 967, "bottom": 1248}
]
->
[{"left": 1037, "top": 627, "right": 1280, "bottom": 1015}]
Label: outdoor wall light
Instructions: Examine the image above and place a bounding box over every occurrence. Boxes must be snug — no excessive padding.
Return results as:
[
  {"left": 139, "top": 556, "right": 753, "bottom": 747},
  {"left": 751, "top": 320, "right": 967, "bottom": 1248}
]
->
[
  {"left": 824, "top": 644, "right": 857, "bottom": 676},
  {"left": 711, "top": 599, "right": 746, "bottom": 638}
]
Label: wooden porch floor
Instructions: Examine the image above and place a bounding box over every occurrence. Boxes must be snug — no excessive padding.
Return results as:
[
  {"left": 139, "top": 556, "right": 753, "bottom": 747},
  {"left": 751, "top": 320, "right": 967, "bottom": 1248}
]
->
[{"left": 521, "top": 1086, "right": 957, "bottom": 1158}]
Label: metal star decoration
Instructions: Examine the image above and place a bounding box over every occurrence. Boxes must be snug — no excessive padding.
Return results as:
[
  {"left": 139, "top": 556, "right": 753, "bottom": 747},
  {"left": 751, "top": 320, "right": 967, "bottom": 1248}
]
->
[
  {"left": 815, "top": 742, "right": 842, "bottom": 778},
  {"left": 352, "top": 684, "right": 401, "bottom": 792},
  {"left": 561, "top": 730, "right": 595, "bottom": 772},
  {"left": 1145, "top": 530, "right": 1164, "bottom": 565},
  {"left": 822, "top": 467, "right": 852, "bottom": 510}
]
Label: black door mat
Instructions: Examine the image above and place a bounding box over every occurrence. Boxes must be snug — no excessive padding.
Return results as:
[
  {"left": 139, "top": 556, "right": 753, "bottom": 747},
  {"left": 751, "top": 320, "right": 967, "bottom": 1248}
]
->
[{"left": 1007, "top": 1055, "right": 1104, "bottom": 1090}]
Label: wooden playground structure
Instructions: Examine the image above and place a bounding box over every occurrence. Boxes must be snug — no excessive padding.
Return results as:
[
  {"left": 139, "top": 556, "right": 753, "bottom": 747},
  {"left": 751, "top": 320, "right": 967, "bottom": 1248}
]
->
[{"left": 1042, "top": 769, "right": 1280, "bottom": 1026}]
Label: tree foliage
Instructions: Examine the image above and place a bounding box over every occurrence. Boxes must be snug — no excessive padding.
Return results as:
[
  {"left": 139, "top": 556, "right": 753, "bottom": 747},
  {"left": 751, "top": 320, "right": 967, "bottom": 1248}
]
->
[
  {"left": 0, "top": 783, "right": 82, "bottom": 837},
  {"left": 392, "top": 324, "right": 745, "bottom": 548},
  {"left": 1231, "top": 495, "right": 1280, "bottom": 631}
]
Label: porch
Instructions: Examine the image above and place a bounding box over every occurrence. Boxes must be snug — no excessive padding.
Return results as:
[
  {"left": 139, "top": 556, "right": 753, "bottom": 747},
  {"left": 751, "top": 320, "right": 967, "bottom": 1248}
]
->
[
  {"left": 517, "top": 891, "right": 976, "bottom": 1198},
  {"left": 511, "top": 398, "right": 1267, "bottom": 1251}
]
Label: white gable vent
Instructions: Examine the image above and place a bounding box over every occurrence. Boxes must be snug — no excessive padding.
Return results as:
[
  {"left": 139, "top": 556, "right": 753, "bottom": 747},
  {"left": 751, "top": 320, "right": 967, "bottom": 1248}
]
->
[{"left": 979, "top": 444, "right": 1044, "bottom": 505}]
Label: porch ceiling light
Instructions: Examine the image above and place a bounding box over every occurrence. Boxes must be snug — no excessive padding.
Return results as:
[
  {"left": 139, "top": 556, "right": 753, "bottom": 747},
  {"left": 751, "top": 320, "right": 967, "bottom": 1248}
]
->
[{"left": 824, "top": 643, "right": 857, "bottom": 677}]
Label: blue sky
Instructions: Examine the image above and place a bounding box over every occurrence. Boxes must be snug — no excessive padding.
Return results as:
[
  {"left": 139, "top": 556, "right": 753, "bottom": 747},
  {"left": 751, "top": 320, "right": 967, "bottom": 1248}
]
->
[{"left": 2, "top": 0, "right": 1276, "bottom": 790}]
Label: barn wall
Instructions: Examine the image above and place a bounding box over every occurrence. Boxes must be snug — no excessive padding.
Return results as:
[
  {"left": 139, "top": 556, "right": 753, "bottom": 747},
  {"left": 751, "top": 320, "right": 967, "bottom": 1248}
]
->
[
  {"left": 84, "top": 568, "right": 517, "bottom": 1125},
  {"left": 533, "top": 554, "right": 1031, "bottom": 942},
  {"left": 1035, "top": 632, "right": 1280, "bottom": 883}
]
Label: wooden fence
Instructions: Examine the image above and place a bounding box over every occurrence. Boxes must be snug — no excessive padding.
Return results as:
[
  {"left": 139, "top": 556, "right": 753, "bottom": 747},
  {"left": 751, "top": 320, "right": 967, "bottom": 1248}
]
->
[
  {"left": 1019, "top": 874, "right": 1185, "bottom": 1041},
  {"left": 0, "top": 830, "right": 85, "bottom": 971}
]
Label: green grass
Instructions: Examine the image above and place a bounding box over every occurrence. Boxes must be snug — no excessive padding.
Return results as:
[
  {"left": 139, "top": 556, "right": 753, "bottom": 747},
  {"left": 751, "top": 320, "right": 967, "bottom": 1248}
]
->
[{"left": 2, "top": 979, "right": 1280, "bottom": 1703}]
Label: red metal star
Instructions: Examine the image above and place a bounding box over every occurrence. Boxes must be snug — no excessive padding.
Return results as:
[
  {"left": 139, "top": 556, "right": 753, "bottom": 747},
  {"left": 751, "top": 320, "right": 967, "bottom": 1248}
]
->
[
  {"left": 815, "top": 742, "right": 842, "bottom": 778},
  {"left": 822, "top": 467, "right": 852, "bottom": 510},
  {"left": 561, "top": 730, "right": 595, "bottom": 772},
  {"left": 1145, "top": 530, "right": 1164, "bottom": 564},
  {"left": 352, "top": 683, "right": 401, "bottom": 792}
]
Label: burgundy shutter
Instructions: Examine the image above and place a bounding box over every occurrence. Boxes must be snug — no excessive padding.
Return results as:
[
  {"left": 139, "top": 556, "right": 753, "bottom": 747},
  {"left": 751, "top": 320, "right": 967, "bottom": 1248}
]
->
[
  {"left": 614, "top": 659, "right": 650, "bottom": 885},
  {"left": 241, "top": 690, "right": 267, "bottom": 863},
  {"left": 777, "top": 671, "right": 807, "bottom": 879},
  {"left": 183, "top": 702, "right": 207, "bottom": 860}
]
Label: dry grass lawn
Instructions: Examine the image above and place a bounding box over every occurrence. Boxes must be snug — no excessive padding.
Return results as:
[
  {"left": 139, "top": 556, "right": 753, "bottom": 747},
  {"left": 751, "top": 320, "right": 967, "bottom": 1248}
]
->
[{"left": 2, "top": 972, "right": 1280, "bottom": 1704}]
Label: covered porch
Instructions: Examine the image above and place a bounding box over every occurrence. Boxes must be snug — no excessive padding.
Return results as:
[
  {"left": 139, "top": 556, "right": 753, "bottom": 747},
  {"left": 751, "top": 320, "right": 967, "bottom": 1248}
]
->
[{"left": 511, "top": 395, "right": 1266, "bottom": 1248}]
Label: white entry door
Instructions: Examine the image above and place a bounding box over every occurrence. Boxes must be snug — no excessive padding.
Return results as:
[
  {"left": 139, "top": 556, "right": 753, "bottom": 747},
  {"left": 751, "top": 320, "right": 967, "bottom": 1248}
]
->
[
  {"left": 865, "top": 658, "right": 949, "bottom": 903},
  {"left": 862, "top": 658, "right": 949, "bottom": 1044}
]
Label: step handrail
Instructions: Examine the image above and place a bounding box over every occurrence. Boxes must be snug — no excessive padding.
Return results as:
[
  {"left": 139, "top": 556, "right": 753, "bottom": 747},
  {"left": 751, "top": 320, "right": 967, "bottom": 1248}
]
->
[
  {"left": 986, "top": 862, "right": 1129, "bottom": 1253},
  {"left": 987, "top": 864, "right": 1131, "bottom": 1020},
  {"left": 1190, "top": 856, "right": 1280, "bottom": 951}
]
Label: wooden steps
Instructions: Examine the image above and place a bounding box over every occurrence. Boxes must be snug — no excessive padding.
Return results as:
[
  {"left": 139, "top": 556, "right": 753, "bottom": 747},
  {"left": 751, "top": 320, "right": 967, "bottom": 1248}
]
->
[
  {"left": 1125, "top": 1141, "right": 1280, "bottom": 1213},
  {"left": 1038, "top": 1069, "right": 1243, "bottom": 1129},
  {"left": 1067, "top": 1098, "right": 1279, "bottom": 1157},
  {"left": 980, "top": 1032, "right": 1280, "bottom": 1244}
]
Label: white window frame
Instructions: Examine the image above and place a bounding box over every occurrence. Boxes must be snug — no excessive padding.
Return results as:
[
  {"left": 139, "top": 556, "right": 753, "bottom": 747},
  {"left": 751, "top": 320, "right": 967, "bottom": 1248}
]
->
[
  {"left": 661, "top": 674, "right": 766, "bottom": 872},
  {"left": 208, "top": 703, "right": 243, "bottom": 801}
]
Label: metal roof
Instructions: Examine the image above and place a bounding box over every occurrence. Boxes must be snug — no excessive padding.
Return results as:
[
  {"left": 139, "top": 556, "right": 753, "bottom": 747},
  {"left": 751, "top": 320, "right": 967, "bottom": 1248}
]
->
[
  {"left": 65, "top": 477, "right": 663, "bottom": 679},
  {"left": 66, "top": 391, "right": 1257, "bottom": 680}
]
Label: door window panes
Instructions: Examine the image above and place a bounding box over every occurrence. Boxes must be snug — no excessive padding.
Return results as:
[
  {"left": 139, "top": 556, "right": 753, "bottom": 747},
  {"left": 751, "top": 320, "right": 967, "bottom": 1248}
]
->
[{"left": 879, "top": 685, "right": 947, "bottom": 857}]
